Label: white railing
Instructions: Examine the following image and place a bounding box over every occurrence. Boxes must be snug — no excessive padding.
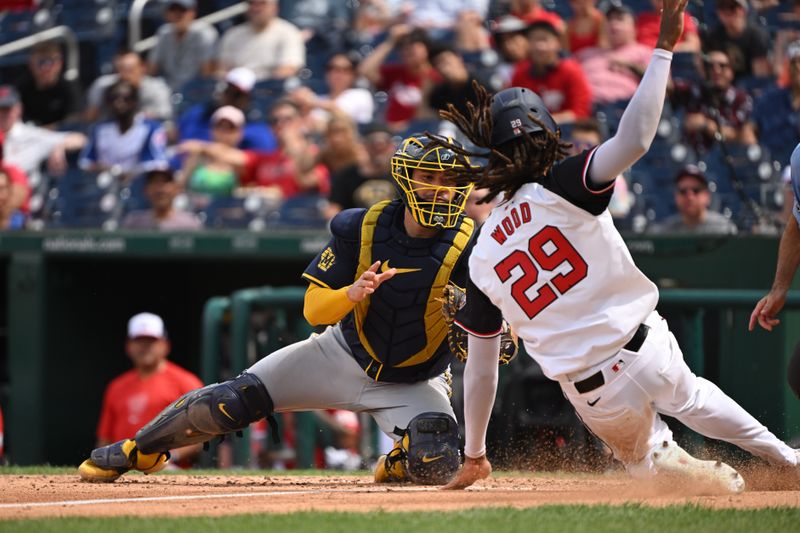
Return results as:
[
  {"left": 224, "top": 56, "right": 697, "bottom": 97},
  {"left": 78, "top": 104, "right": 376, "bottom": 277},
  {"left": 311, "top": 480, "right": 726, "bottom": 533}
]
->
[
  {"left": 129, "top": 1, "right": 248, "bottom": 54},
  {"left": 0, "top": 25, "right": 80, "bottom": 81}
]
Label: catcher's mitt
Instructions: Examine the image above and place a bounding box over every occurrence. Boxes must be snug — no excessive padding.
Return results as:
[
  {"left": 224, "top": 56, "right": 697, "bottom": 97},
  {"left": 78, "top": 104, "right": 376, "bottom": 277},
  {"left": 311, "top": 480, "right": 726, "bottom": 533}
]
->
[{"left": 439, "top": 283, "right": 518, "bottom": 365}]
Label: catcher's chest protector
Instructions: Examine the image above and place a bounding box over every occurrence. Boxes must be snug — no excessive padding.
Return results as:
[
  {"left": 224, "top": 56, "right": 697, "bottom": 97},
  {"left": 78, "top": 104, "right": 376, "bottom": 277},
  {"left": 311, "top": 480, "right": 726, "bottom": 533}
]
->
[{"left": 352, "top": 200, "right": 474, "bottom": 369}]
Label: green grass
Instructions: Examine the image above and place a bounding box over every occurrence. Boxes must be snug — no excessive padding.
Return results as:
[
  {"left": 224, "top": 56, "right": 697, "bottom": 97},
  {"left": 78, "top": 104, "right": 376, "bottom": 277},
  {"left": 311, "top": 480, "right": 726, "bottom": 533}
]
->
[{"left": 2, "top": 506, "right": 800, "bottom": 533}]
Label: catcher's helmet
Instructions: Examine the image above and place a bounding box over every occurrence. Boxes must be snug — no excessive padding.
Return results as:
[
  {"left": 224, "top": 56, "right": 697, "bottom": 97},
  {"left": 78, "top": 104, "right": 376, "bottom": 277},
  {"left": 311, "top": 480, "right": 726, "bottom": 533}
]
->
[
  {"left": 390, "top": 134, "right": 474, "bottom": 229},
  {"left": 490, "top": 87, "right": 559, "bottom": 146}
]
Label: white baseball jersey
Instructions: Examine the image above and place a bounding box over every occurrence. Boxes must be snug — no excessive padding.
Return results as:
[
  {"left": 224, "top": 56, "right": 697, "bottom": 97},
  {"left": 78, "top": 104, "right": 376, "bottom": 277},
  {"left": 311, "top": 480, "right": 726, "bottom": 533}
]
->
[{"left": 456, "top": 149, "right": 658, "bottom": 380}]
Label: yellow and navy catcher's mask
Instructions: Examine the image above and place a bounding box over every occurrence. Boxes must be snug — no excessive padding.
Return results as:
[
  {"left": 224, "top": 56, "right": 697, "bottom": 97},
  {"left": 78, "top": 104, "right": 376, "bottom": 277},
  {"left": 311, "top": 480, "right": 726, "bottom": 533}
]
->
[{"left": 390, "top": 134, "right": 474, "bottom": 229}]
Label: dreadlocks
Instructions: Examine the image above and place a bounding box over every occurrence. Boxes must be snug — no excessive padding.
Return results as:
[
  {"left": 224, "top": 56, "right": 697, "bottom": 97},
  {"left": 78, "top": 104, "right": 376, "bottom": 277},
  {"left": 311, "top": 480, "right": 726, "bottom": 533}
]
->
[{"left": 427, "top": 81, "right": 572, "bottom": 205}]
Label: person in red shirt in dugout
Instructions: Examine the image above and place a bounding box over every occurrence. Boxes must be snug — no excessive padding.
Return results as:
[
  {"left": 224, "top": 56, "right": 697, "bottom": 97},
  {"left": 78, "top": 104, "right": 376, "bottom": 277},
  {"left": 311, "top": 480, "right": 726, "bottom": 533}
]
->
[{"left": 93, "top": 313, "right": 203, "bottom": 466}]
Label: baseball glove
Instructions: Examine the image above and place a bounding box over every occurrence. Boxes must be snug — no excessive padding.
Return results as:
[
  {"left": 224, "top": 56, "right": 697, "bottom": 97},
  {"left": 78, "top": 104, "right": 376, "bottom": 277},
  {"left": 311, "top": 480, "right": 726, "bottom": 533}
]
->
[{"left": 439, "top": 283, "right": 518, "bottom": 365}]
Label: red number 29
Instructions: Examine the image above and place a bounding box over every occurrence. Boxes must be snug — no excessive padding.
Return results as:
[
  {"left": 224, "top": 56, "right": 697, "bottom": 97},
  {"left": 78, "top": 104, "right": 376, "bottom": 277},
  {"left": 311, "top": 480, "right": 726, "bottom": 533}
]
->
[{"left": 493, "top": 225, "right": 588, "bottom": 319}]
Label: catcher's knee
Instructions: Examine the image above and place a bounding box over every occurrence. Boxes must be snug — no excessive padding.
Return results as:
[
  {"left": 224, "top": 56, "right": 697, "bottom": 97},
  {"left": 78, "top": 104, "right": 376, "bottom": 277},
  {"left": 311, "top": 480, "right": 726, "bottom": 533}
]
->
[
  {"left": 135, "top": 372, "right": 274, "bottom": 454},
  {"left": 404, "top": 412, "right": 460, "bottom": 485}
]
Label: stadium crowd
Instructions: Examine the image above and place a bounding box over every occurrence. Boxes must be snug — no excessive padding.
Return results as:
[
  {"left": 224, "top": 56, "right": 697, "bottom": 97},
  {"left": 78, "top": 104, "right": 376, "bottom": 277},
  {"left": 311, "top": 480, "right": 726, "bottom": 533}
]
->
[{"left": 0, "top": 0, "right": 798, "bottom": 234}]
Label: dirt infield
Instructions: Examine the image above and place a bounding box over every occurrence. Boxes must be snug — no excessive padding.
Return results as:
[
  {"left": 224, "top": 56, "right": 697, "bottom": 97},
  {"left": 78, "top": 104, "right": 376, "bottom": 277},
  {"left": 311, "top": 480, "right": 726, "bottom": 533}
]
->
[{"left": 3, "top": 468, "right": 800, "bottom": 520}]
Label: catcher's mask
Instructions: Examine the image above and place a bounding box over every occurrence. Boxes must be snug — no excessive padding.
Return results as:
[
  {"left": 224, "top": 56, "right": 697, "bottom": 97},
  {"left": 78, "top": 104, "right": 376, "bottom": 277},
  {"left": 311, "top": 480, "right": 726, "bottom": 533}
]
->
[
  {"left": 390, "top": 134, "right": 474, "bottom": 229},
  {"left": 490, "top": 87, "right": 559, "bottom": 146}
]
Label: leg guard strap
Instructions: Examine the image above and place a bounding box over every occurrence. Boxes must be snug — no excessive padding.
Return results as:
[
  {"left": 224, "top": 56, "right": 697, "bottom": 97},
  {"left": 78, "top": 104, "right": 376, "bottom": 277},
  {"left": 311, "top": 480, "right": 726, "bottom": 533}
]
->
[{"left": 135, "top": 373, "right": 274, "bottom": 454}]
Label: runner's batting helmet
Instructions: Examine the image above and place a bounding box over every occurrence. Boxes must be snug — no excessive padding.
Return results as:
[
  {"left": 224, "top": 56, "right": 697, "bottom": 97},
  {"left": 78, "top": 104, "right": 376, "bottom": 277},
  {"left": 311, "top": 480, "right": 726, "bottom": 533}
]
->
[{"left": 490, "top": 87, "right": 559, "bottom": 145}]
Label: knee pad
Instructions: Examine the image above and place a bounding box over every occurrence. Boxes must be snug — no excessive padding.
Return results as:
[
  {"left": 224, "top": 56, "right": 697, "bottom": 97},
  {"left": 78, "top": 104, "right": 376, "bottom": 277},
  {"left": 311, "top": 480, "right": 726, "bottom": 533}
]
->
[
  {"left": 135, "top": 373, "right": 274, "bottom": 454},
  {"left": 404, "top": 412, "right": 460, "bottom": 485}
]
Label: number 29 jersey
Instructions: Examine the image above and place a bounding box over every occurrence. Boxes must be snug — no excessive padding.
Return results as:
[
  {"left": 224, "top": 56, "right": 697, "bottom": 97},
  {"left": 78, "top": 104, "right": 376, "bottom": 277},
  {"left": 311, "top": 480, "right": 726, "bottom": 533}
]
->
[{"left": 461, "top": 149, "right": 659, "bottom": 381}]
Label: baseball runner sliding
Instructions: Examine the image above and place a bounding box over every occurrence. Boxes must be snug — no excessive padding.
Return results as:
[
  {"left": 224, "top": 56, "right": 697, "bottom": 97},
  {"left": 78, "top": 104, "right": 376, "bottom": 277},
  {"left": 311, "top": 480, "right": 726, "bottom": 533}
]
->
[{"left": 442, "top": 0, "right": 798, "bottom": 492}]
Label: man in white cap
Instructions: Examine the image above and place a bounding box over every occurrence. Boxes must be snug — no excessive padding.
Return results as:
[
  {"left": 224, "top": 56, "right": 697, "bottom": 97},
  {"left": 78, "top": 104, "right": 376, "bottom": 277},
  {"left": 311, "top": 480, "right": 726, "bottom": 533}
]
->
[
  {"left": 93, "top": 313, "right": 203, "bottom": 464},
  {"left": 176, "top": 67, "right": 277, "bottom": 151}
]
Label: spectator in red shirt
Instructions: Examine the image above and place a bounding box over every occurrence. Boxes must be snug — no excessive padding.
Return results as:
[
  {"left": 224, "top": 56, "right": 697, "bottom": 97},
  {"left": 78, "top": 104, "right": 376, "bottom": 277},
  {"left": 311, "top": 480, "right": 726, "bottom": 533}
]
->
[
  {"left": 359, "top": 25, "right": 441, "bottom": 130},
  {"left": 510, "top": 20, "right": 592, "bottom": 123},
  {"left": 95, "top": 313, "right": 203, "bottom": 464},
  {"left": 178, "top": 99, "right": 330, "bottom": 199},
  {"left": 509, "top": 0, "right": 565, "bottom": 33},
  {"left": 636, "top": 0, "right": 700, "bottom": 51},
  {"left": 567, "top": 0, "right": 608, "bottom": 53},
  {"left": 0, "top": 130, "right": 30, "bottom": 216}
]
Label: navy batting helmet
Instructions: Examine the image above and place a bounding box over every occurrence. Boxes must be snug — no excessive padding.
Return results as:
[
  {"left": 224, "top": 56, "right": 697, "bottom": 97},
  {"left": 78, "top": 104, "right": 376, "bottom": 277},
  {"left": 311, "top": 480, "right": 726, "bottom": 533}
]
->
[{"left": 490, "top": 87, "right": 559, "bottom": 146}]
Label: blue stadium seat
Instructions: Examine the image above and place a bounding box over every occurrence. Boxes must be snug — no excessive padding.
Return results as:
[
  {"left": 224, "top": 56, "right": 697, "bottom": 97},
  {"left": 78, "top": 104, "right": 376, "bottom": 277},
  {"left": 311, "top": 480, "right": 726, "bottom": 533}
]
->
[
  {"left": 49, "top": 167, "right": 123, "bottom": 229},
  {"left": 201, "top": 196, "right": 253, "bottom": 229},
  {"left": 271, "top": 194, "right": 327, "bottom": 228},
  {"left": 54, "top": 0, "right": 117, "bottom": 41}
]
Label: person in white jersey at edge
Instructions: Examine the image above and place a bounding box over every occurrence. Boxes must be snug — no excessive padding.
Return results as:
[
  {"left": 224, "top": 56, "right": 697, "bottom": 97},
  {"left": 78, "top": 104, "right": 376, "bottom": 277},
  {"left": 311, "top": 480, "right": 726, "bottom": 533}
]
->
[{"left": 434, "top": 0, "right": 798, "bottom": 493}]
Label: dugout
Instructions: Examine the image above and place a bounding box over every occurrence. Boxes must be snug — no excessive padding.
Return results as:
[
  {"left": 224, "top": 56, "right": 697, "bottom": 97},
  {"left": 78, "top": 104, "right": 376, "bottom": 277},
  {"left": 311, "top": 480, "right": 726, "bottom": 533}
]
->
[{"left": 1, "top": 231, "right": 799, "bottom": 466}]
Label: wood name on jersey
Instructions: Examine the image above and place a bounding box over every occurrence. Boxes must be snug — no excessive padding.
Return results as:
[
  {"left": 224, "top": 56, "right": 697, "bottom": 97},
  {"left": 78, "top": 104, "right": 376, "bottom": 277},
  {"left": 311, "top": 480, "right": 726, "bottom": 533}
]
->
[{"left": 490, "top": 202, "right": 532, "bottom": 245}]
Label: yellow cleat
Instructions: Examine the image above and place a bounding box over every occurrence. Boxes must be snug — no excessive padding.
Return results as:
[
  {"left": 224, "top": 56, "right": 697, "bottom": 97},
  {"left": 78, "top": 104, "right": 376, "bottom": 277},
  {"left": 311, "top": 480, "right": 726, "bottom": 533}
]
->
[
  {"left": 373, "top": 436, "right": 410, "bottom": 483},
  {"left": 78, "top": 439, "right": 169, "bottom": 483}
]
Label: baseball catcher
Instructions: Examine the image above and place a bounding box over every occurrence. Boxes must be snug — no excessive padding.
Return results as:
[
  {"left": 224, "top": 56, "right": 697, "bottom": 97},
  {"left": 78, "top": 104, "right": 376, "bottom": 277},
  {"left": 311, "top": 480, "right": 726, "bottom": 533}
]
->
[{"left": 79, "top": 133, "right": 499, "bottom": 485}]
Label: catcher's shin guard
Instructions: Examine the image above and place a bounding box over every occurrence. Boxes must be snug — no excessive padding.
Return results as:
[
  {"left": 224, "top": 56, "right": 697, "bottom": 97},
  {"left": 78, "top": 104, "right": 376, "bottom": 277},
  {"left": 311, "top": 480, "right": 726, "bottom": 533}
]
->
[
  {"left": 404, "top": 412, "right": 460, "bottom": 485},
  {"left": 78, "top": 439, "right": 168, "bottom": 483},
  {"left": 135, "top": 372, "right": 274, "bottom": 454}
]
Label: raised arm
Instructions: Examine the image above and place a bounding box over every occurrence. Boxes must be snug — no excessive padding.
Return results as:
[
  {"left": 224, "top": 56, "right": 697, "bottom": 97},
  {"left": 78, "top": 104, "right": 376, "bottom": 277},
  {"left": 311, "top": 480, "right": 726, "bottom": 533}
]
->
[{"left": 587, "top": 0, "right": 687, "bottom": 185}]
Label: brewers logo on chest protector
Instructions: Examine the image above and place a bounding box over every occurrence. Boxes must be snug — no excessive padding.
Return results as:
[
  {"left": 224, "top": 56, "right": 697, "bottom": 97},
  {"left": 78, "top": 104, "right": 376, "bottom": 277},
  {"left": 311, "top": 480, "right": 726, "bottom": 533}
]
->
[{"left": 342, "top": 200, "right": 474, "bottom": 382}]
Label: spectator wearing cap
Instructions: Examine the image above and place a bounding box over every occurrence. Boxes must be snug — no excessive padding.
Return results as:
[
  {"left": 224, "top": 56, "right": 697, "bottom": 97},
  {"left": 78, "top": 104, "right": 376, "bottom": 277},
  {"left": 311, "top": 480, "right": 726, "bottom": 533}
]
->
[
  {"left": 122, "top": 166, "right": 202, "bottom": 230},
  {"left": 216, "top": 0, "right": 305, "bottom": 81},
  {"left": 575, "top": 2, "right": 651, "bottom": 107},
  {"left": 749, "top": 41, "right": 800, "bottom": 166},
  {"left": 492, "top": 16, "right": 530, "bottom": 87},
  {"left": 79, "top": 80, "right": 169, "bottom": 177},
  {"left": 701, "top": 0, "right": 771, "bottom": 80},
  {"left": 176, "top": 67, "right": 277, "bottom": 151},
  {"left": 147, "top": 0, "right": 218, "bottom": 91},
  {"left": 326, "top": 124, "right": 396, "bottom": 218},
  {"left": 178, "top": 99, "right": 330, "bottom": 200},
  {"left": 179, "top": 105, "right": 245, "bottom": 203},
  {"left": 85, "top": 49, "right": 173, "bottom": 122},
  {"left": 359, "top": 25, "right": 442, "bottom": 130},
  {"left": 672, "top": 48, "right": 756, "bottom": 154},
  {"left": 649, "top": 166, "right": 738, "bottom": 235},
  {"left": 288, "top": 53, "right": 375, "bottom": 131},
  {"left": 566, "top": 0, "right": 608, "bottom": 54},
  {"left": 14, "top": 40, "right": 82, "bottom": 128},
  {"left": 0, "top": 85, "right": 86, "bottom": 183},
  {"left": 510, "top": 19, "right": 592, "bottom": 122},
  {"left": 636, "top": 0, "right": 700, "bottom": 52},
  {"left": 94, "top": 313, "right": 203, "bottom": 464}
]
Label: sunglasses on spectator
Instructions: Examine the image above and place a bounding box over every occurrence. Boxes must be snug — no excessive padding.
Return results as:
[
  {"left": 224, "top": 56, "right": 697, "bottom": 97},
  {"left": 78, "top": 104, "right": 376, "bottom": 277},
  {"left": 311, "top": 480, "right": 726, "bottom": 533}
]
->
[{"left": 677, "top": 186, "right": 705, "bottom": 195}]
